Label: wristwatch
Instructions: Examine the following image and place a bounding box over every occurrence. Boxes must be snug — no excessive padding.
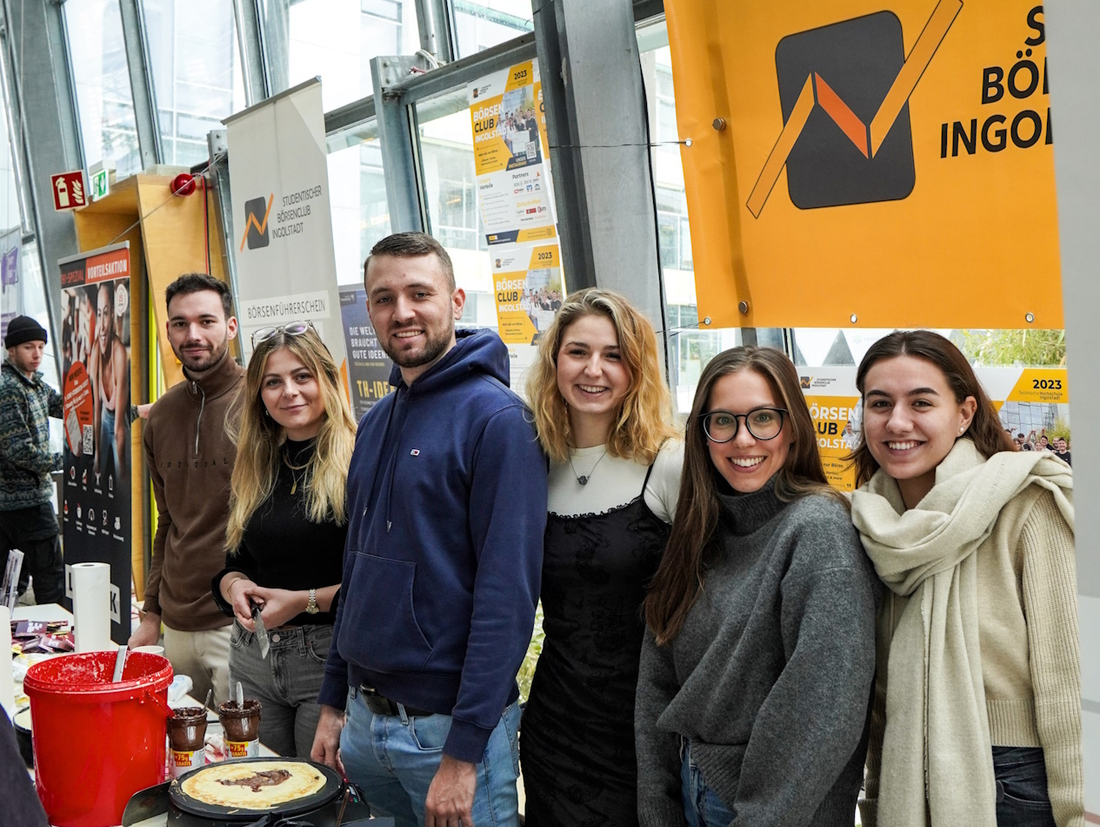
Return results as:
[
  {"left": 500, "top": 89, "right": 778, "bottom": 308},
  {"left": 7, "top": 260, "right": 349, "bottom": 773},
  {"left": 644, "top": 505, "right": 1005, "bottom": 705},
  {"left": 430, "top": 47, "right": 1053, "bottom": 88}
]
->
[{"left": 306, "top": 588, "right": 319, "bottom": 615}]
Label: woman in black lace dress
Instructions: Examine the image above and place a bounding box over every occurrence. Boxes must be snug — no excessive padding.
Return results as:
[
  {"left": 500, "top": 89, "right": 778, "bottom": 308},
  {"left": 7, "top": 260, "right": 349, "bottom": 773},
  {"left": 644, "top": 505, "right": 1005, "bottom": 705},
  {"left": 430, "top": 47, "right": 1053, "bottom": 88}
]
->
[{"left": 522, "top": 288, "right": 682, "bottom": 826}]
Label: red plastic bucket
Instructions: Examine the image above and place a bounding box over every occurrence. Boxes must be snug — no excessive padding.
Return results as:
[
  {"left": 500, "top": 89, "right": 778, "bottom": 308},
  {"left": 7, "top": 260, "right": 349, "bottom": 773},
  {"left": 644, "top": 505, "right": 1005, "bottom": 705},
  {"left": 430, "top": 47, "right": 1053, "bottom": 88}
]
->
[{"left": 24, "top": 651, "right": 174, "bottom": 827}]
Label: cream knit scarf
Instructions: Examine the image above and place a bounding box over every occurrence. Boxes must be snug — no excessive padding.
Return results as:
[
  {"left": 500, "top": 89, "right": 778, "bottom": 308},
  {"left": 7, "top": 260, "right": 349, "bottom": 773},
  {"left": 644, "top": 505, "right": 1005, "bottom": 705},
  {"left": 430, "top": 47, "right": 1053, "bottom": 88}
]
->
[{"left": 850, "top": 438, "right": 1073, "bottom": 827}]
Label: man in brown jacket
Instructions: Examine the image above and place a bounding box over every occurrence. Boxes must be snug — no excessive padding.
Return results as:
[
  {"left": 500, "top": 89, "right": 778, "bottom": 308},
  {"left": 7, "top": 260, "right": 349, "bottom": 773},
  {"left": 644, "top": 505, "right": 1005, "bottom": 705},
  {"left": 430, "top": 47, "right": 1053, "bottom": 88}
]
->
[{"left": 128, "top": 274, "right": 243, "bottom": 705}]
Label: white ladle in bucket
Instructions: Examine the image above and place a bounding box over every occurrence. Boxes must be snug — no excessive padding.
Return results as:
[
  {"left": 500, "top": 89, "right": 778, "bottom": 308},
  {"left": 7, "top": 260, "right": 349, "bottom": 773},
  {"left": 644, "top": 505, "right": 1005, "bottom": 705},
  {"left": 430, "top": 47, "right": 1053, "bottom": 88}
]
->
[
  {"left": 111, "top": 644, "right": 172, "bottom": 716},
  {"left": 112, "top": 645, "right": 128, "bottom": 682}
]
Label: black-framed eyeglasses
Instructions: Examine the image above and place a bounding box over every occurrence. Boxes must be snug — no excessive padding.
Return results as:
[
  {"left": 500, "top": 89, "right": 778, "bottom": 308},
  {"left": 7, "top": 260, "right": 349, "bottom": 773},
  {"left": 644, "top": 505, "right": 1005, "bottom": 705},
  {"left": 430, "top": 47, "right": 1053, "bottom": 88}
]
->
[
  {"left": 251, "top": 320, "right": 315, "bottom": 348},
  {"left": 700, "top": 407, "right": 787, "bottom": 443}
]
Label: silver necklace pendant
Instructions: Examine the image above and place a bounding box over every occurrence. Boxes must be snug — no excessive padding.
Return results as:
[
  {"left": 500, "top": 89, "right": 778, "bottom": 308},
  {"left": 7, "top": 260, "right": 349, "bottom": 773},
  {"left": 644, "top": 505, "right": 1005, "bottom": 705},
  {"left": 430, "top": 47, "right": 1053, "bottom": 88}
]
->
[{"left": 568, "top": 448, "right": 608, "bottom": 486}]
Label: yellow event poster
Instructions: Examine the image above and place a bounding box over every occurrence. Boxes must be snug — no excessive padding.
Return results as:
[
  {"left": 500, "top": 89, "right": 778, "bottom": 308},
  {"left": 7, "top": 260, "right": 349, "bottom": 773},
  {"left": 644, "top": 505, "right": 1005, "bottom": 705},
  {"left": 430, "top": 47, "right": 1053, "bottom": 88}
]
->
[
  {"left": 666, "top": 0, "right": 1061, "bottom": 329},
  {"left": 491, "top": 244, "right": 564, "bottom": 345},
  {"left": 800, "top": 365, "right": 1071, "bottom": 492},
  {"left": 470, "top": 59, "right": 565, "bottom": 389},
  {"left": 469, "top": 62, "right": 556, "bottom": 244},
  {"left": 807, "top": 394, "right": 861, "bottom": 492},
  {"left": 798, "top": 368, "right": 861, "bottom": 490},
  {"left": 982, "top": 366, "right": 1071, "bottom": 455}
]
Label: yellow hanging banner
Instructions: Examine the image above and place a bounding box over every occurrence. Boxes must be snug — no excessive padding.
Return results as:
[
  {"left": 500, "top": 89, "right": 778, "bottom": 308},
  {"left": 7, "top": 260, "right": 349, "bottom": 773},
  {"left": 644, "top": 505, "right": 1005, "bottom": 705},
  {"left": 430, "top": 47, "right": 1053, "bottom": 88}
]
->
[{"left": 665, "top": 0, "right": 1061, "bottom": 329}]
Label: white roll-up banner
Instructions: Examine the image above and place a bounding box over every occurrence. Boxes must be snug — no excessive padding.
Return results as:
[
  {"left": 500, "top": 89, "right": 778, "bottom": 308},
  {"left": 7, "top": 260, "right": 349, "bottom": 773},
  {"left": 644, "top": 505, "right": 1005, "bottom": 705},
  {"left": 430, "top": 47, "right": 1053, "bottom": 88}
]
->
[{"left": 224, "top": 78, "right": 348, "bottom": 373}]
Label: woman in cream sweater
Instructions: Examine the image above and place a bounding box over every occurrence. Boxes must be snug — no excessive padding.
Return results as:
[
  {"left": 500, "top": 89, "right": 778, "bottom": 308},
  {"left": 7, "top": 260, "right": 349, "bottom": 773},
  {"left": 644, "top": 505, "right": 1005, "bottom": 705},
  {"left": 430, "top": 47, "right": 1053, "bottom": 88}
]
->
[{"left": 849, "top": 330, "right": 1083, "bottom": 827}]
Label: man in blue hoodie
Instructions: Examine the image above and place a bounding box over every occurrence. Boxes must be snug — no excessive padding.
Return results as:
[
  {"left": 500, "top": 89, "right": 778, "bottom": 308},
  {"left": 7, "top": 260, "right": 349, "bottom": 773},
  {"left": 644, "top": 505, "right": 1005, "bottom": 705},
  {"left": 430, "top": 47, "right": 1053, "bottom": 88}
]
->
[{"left": 312, "top": 232, "right": 546, "bottom": 827}]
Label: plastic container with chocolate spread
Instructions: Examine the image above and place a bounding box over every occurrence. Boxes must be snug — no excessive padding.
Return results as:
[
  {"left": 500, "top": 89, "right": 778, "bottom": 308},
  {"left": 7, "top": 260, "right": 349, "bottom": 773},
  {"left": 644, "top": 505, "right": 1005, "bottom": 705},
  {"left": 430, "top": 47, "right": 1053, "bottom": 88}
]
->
[
  {"left": 218, "top": 699, "right": 262, "bottom": 758},
  {"left": 167, "top": 707, "right": 208, "bottom": 777}
]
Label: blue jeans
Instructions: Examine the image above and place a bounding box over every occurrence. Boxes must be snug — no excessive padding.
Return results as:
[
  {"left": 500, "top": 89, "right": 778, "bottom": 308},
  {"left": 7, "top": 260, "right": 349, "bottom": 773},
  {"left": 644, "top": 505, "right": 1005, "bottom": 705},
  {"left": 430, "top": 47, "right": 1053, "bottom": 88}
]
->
[
  {"left": 340, "top": 686, "right": 521, "bottom": 827},
  {"left": 994, "top": 746, "right": 1055, "bottom": 827},
  {"left": 681, "top": 738, "right": 736, "bottom": 827},
  {"left": 228, "top": 622, "right": 331, "bottom": 758}
]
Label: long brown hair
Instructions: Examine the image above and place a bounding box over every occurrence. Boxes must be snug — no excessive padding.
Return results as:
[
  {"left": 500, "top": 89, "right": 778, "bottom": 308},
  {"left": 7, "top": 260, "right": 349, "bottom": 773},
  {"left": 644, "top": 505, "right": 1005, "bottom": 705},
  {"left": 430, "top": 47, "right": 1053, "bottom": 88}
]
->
[
  {"left": 644, "top": 347, "right": 841, "bottom": 644},
  {"left": 225, "top": 328, "right": 357, "bottom": 551},
  {"left": 525, "top": 288, "right": 678, "bottom": 464},
  {"left": 850, "top": 330, "right": 1014, "bottom": 487}
]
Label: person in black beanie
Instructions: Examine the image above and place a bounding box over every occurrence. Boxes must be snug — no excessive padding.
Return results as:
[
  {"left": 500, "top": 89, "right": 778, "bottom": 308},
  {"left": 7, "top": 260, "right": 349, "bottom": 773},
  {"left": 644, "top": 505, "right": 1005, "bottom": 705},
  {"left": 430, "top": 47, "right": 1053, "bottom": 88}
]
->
[{"left": 0, "top": 315, "right": 64, "bottom": 603}]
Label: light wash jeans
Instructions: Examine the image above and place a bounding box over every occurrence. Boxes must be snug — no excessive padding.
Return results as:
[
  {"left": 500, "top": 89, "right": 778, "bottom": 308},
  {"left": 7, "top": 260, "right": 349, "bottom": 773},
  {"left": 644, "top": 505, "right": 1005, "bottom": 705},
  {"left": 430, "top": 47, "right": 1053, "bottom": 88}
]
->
[
  {"left": 339, "top": 685, "right": 521, "bottom": 827},
  {"left": 681, "top": 738, "right": 737, "bottom": 827},
  {"left": 228, "top": 621, "right": 332, "bottom": 758}
]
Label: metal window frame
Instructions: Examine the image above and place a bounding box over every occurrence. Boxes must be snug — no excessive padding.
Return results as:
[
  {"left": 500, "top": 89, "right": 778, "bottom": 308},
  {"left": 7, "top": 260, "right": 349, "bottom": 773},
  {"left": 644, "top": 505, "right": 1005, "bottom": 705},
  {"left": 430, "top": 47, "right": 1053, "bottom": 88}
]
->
[
  {"left": 531, "top": 0, "right": 665, "bottom": 359},
  {"left": 370, "top": 54, "right": 431, "bottom": 233},
  {"left": 120, "top": 0, "right": 162, "bottom": 168},
  {"left": 233, "top": 0, "right": 273, "bottom": 105},
  {"left": 414, "top": 0, "right": 457, "bottom": 64},
  {"left": 0, "top": 12, "right": 33, "bottom": 236},
  {"left": 322, "top": 0, "right": 670, "bottom": 355},
  {"left": 1, "top": 0, "right": 83, "bottom": 362}
]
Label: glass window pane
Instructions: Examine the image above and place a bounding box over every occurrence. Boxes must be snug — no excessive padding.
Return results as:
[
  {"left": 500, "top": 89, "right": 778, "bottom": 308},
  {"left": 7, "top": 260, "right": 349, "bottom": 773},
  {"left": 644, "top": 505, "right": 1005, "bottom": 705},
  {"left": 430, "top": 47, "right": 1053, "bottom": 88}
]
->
[
  {"left": 142, "top": 0, "right": 246, "bottom": 167},
  {"left": 417, "top": 104, "right": 495, "bottom": 331},
  {"left": 789, "top": 327, "right": 1069, "bottom": 370},
  {"left": 956, "top": 329, "right": 1066, "bottom": 367},
  {"left": 453, "top": 0, "right": 533, "bottom": 58},
  {"left": 657, "top": 212, "right": 678, "bottom": 270},
  {"left": 19, "top": 238, "right": 64, "bottom": 456},
  {"left": 788, "top": 328, "right": 891, "bottom": 367},
  {"left": 640, "top": 23, "right": 771, "bottom": 413},
  {"left": 0, "top": 87, "right": 22, "bottom": 231},
  {"left": 362, "top": 0, "right": 401, "bottom": 21},
  {"left": 679, "top": 215, "right": 693, "bottom": 271},
  {"left": 328, "top": 138, "right": 391, "bottom": 287},
  {"left": 787, "top": 328, "right": 1064, "bottom": 369},
  {"left": 18, "top": 241, "right": 54, "bottom": 378},
  {"left": 66, "top": 0, "right": 142, "bottom": 176},
  {"left": 264, "top": 0, "right": 421, "bottom": 110}
]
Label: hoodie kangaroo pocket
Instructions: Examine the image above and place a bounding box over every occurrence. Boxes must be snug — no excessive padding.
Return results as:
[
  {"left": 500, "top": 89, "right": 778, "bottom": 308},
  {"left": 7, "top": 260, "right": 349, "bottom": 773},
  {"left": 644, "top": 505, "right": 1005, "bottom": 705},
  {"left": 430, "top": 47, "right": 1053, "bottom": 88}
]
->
[{"left": 344, "top": 554, "right": 434, "bottom": 672}]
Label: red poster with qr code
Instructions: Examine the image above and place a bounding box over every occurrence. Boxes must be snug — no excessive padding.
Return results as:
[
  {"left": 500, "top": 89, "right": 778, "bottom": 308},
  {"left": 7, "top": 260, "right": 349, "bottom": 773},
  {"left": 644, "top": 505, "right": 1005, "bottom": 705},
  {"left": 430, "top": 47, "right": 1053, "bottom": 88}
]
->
[{"left": 57, "top": 242, "right": 133, "bottom": 646}]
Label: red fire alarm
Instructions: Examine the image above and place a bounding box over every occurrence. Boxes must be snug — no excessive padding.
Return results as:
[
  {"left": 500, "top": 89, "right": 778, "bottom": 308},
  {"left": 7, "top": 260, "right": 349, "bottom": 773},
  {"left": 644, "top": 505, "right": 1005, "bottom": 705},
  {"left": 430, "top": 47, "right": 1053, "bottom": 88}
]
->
[{"left": 170, "top": 173, "right": 196, "bottom": 196}]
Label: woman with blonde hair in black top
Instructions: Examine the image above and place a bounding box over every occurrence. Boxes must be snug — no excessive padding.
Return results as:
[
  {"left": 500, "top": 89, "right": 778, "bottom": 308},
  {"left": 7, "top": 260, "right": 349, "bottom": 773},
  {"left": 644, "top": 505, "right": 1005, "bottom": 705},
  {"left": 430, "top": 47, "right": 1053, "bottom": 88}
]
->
[{"left": 211, "top": 321, "right": 355, "bottom": 758}]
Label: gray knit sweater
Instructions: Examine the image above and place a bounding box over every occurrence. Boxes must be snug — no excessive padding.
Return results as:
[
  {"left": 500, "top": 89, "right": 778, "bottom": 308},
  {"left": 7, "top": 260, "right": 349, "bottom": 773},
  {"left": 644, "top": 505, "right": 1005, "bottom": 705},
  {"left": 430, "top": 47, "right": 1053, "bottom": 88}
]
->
[{"left": 636, "top": 480, "right": 880, "bottom": 826}]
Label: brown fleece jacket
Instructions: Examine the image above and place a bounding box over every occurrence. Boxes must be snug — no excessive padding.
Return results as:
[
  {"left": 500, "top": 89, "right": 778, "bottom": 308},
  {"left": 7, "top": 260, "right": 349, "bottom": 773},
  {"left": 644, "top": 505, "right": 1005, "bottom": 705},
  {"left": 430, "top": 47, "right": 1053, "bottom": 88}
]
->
[{"left": 142, "top": 354, "right": 244, "bottom": 631}]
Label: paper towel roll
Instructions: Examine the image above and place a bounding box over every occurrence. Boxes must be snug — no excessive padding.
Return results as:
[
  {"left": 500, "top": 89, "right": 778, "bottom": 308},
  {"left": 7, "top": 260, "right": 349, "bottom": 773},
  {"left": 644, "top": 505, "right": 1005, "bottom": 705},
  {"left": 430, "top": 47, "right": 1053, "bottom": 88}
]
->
[
  {"left": 0, "top": 606, "right": 13, "bottom": 719},
  {"left": 72, "top": 562, "right": 112, "bottom": 653}
]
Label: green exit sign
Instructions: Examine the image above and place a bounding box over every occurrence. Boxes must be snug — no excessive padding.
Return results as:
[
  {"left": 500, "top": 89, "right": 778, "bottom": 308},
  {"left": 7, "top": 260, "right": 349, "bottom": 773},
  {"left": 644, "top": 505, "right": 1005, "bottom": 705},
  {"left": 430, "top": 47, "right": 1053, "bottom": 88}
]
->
[{"left": 90, "top": 168, "right": 109, "bottom": 201}]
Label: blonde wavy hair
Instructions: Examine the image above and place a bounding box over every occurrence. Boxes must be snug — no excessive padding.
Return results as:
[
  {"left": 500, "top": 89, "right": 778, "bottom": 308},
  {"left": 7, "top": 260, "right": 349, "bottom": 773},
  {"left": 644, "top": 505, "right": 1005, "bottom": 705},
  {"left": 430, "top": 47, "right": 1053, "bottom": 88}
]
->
[
  {"left": 525, "top": 288, "right": 678, "bottom": 464},
  {"left": 225, "top": 328, "right": 357, "bottom": 552}
]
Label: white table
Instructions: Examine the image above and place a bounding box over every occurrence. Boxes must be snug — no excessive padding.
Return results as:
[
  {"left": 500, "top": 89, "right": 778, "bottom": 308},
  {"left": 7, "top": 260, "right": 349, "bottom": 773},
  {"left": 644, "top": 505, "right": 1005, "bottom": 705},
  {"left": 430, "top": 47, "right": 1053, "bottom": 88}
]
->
[{"left": 12, "top": 603, "right": 73, "bottom": 623}]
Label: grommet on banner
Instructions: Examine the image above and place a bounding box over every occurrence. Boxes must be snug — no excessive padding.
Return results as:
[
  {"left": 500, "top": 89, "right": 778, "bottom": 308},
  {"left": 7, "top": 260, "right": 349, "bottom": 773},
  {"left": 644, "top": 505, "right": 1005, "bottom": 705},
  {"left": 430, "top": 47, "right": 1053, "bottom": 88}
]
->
[
  {"left": 702, "top": 317, "right": 712, "bottom": 325},
  {"left": 1025, "top": 312, "right": 1035, "bottom": 324},
  {"left": 738, "top": 301, "right": 750, "bottom": 314},
  {"left": 850, "top": 314, "right": 859, "bottom": 324},
  {"left": 170, "top": 173, "right": 196, "bottom": 197}
]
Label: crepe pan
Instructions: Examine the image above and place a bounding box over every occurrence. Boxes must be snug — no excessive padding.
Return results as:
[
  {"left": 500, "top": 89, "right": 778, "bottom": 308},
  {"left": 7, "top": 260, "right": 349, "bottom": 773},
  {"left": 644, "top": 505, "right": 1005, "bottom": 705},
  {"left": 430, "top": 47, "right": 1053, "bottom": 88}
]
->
[{"left": 168, "top": 756, "right": 343, "bottom": 821}]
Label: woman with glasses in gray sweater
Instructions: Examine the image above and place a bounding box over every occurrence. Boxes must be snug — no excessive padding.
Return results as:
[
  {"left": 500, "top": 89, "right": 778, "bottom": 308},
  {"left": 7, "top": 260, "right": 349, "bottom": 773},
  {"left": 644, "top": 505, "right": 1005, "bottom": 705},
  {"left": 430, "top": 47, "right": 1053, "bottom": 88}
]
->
[{"left": 636, "top": 346, "right": 879, "bottom": 827}]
